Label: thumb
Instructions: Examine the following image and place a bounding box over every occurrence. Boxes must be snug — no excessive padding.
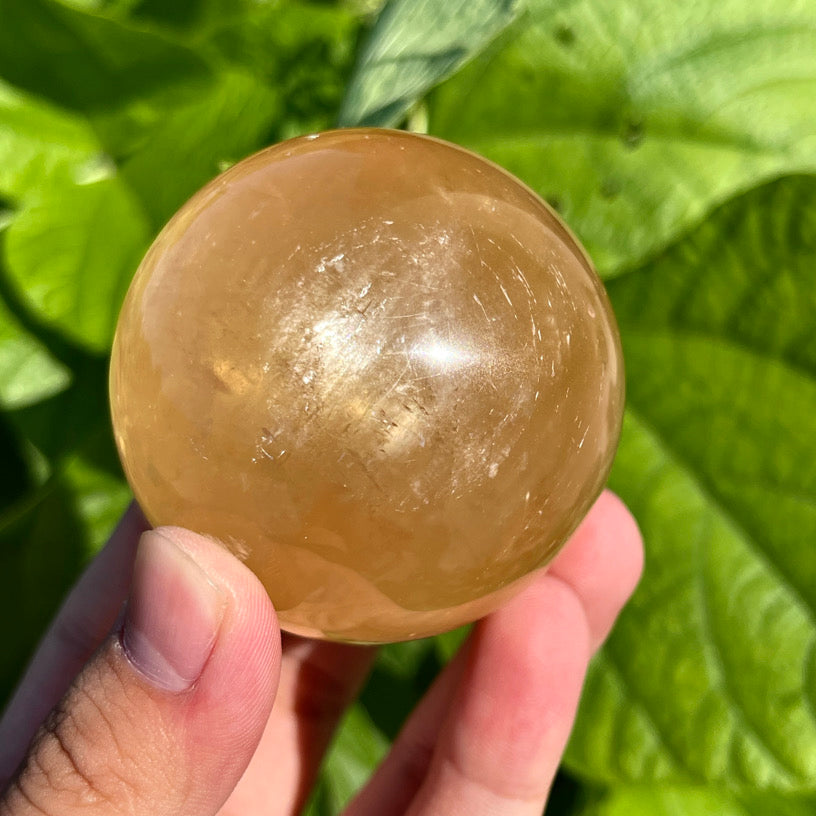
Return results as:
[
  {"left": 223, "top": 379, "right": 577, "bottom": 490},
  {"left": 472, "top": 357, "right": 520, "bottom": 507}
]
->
[{"left": 0, "top": 527, "right": 280, "bottom": 816}]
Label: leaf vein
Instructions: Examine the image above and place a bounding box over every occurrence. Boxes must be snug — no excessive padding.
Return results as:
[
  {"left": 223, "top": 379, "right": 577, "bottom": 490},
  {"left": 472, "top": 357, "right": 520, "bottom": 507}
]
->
[
  {"left": 626, "top": 402, "right": 816, "bottom": 631},
  {"left": 696, "top": 516, "right": 800, "bottom": 780},
  {"left": 600, "top": 644, "right": 690, "bottom": 777}
]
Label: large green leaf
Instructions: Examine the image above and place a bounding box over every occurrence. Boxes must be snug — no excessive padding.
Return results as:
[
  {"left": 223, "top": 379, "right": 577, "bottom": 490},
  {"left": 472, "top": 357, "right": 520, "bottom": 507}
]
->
[
  {"left": 566, "top": 177, "right": 816, "bottom": 791},
  {"left": 0, "top": 222, "right": 73, "bottom": 413},
  {"left": 429, "top": 0, "right": 816, "bottom": 275},
  {"left": 579, "top": 786, "right": 816, "bottom": 816},
  {"left": 3, "top": 175, "right": 149, "bottom": 352},
  {"left": 339, "top": 0, "right": 520, "bottom": 127}
]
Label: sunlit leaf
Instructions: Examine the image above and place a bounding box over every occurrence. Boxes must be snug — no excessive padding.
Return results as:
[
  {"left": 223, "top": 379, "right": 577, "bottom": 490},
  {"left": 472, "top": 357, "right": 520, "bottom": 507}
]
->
[
  {"left": 566, "top": 178, "right": 816, "bottom": 791},
  {"left": 429, "top": 0, "right": 816, "bottom": 275},
  {"left": 578, "top": 785, "right": 816, "bottom": 816},
  {"left": 3, "top": 175, "right": 149, "bottom": 351},
  {"left": 0, "top": 80, "right": 99, "bottom": 199}
]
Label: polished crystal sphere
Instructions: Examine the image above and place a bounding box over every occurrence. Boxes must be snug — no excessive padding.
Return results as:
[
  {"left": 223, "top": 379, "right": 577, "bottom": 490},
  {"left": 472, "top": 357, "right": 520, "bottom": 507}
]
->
[{"left": 110, "top": 128, "right": 623, "bottom": 643}]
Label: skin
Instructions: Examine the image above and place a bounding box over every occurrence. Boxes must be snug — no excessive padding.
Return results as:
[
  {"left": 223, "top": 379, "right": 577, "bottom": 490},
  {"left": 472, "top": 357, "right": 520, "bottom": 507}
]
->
[{"left": 0, "top": 490, "right": 642, "bottom": 816}]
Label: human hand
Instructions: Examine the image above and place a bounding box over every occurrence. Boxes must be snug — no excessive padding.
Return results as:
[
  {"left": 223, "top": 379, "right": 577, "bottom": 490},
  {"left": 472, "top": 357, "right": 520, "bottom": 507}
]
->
[{"left": 0, "top": 490, "right": 642, "bottom": 816}]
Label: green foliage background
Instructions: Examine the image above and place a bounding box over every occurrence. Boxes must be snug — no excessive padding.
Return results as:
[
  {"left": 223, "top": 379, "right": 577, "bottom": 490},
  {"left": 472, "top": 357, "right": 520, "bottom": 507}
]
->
[{"left": 1, "top": 0, "right": 814, "bottom": 813}]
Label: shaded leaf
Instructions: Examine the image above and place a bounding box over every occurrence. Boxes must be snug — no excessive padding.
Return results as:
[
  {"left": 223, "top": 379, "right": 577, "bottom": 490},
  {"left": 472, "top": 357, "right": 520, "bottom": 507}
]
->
[
  {"left": 545, "top": 771, "right": 596, "bottom": 816},
  {"left": 203, "top": 1, "right": 361, "bottom": 141},
  {"left": 0, "top": 0, "right": 209, "bottom": 113},
  {"left": 0, "top": 461, "right": 129, "bottom": 707},
  {"left": 129, "top": 0, "right": 205, "bottom": 28},
  {"left": 0, "top": 376, "right": 129, "bottom": 707},
  {"left": 0, "top": 480, "right": 86, "bottom": 706},
  {"left": 340, "top": 0, "right": 520, "bottom": 127},
  {"left": 0, "top": 413, "right": 38, "bottom": 513},
  {"left": 361, "top": 638, "right": 440, "bottom": 739}
]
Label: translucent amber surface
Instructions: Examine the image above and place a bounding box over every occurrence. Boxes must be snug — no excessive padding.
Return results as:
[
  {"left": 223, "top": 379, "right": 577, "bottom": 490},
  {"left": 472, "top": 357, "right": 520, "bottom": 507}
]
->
[{"left": 110, "top": 129, "right": 624, "bottom": 643}]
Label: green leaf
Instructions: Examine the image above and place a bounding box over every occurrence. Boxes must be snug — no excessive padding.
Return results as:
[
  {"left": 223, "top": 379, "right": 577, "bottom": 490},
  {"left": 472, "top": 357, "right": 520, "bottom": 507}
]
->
[
  {"left": 118, "top": 3, "right": 363, "bottom": 230},
  {"left": 566, "top": 177, "right": 816, "bottom": 791},
  {"left": 0, "top": 366, "right": 129, "bottom": 706},
  {"left": 131, "top": 0, "right": 271, "bottom": 32},
  {"left": 129, "top": 0, "right": 205, "bottom": 28},
  {"left": 0, "top": 457, "right": 129, "bottom": 706},
  {"left": 578, "top": 785, "right": 816, "bottom": 816},
  {"left": 61, "top": 433, "right": 130, "bottom": 556},
  {"left": 120, "top": 69, "right": 279, "bottom": 230},
  {"left": 0, "top": 414, "right": 40, "bottom": 513},
  {"left": 361, "top": 639, "right": 440, "bottom": 739},
  {"left": 0, "top": 295, "right": 71, "bottom": 409},
  {"left": 434, "top": 624, "right": 470, "bottom": 662},
  {"left": 203, "top": 1, "right": 361, "bottom": 141},
  {"left": 739, "top": 791, "right": 816, "bottom": 816},
  {"left": 377, "top": 637, "right": 436, "bottom": 679},
  {"left": 0, "top": 0, "right": 209, "bottom": 113},
  {"left": 3, "top": 175, "right": 149, "bottom": 352},
  {"left": 57, "top": 0, "right": 138, "bottom": 13},
  {"left": 0, "top": 80, "right": 100, "bottom": 199},
  {"left": 312, "top": 703, "right": 389, "bottom": 813},
  {"left": 0, "top": 479, "right": 88, "bottom": 705},
  {"left": 340, "top": 0, "right": 520, "bottom": 127},
  {"left": 428, "top": 0, "right": 816, "bottom": 275}
]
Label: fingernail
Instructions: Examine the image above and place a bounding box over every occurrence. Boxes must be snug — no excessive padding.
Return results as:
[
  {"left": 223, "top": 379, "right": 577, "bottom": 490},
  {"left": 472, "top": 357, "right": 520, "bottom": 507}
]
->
[{"left": 122, "top": 530, "right": 226, "bottom": 692}]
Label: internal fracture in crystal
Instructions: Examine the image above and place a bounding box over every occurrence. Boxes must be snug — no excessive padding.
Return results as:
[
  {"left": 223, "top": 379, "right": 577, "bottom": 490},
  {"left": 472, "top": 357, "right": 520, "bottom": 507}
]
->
[{"left": 110, "top": 129, "right": 624, "bottom": 643}]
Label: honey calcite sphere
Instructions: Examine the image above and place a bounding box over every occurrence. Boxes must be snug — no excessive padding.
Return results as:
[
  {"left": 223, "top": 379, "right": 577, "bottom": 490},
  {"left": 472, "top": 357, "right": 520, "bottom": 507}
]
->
[{"left": 110, "top": 128, "right": 623, "bottom": 643}]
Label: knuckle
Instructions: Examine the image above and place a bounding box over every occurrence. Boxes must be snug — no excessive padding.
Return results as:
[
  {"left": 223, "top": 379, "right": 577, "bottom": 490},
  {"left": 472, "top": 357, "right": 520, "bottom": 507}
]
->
[
  {"left": 8, "top": 647, "right": 159, "bottom": 815},
  {"left": 29, "top": 709, "right": 112, "bottom": 813}
]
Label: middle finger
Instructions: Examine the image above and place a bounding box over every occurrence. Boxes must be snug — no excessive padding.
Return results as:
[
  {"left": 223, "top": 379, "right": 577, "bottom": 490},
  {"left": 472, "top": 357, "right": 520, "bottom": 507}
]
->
[{"left": 218, "top": 634, "right": 376, "bottom": 816}]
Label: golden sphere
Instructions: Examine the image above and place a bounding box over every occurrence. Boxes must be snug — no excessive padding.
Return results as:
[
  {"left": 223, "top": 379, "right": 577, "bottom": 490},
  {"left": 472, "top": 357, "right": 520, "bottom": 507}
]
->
[{"left": 110, "top": 129, "right": 623, "bottom": 642}]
